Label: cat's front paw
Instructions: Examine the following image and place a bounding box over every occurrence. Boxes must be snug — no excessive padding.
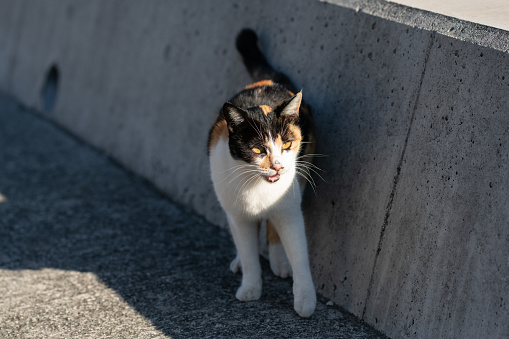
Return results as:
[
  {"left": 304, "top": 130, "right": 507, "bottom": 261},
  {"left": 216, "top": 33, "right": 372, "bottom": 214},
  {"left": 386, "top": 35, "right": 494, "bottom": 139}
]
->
[
  {"left": 230, "top": 255, "right": 242, "bottom": 274},
  {"left": 236, "top": 283, "right": 262, "bottom": 301},
  {"left": 269, "top": 243, "right": 292, "bottom": 278},
  {"left": 293, "top": 283, "right": 316, "bottom": 318}
]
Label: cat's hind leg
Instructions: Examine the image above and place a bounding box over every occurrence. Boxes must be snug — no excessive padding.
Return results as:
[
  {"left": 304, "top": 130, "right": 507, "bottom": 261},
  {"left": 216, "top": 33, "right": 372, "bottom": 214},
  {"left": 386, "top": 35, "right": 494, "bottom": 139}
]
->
[
  {"left": 266, "top": 220, "right": 292, "bottom": 278},
  {"left": 230, "top": 254, "right": 242, "bottom": 273}
]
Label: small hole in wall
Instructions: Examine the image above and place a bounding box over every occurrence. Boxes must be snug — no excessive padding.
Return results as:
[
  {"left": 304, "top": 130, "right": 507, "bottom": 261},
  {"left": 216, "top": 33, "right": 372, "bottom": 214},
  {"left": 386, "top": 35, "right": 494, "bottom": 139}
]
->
[{"left": 41, "top": 64, "right": 59, "bottom": 112}]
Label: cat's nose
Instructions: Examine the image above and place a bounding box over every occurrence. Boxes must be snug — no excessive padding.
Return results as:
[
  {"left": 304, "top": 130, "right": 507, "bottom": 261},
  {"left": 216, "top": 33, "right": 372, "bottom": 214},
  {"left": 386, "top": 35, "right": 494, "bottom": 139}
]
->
[{"left": 272, "top": 160, "right": 283, "bottom": 172}]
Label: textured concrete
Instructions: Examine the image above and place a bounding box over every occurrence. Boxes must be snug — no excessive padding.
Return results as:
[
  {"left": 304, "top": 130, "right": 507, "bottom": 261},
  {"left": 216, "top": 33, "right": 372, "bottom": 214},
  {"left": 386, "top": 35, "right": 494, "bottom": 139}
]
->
[
  {"left": 0, "top": 92, "right": 385, "bottom": 338},
  {"left": 363, "top": 34, "right": 509, "bottom": 338},
  {"left": 0, "top": 0, "right": 508, "bottom": 338}
]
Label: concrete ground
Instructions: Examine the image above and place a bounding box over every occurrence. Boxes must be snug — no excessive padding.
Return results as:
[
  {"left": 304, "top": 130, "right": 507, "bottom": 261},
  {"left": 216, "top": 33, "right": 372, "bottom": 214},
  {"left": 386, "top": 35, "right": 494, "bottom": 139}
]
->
[{"left": 0, "top": 90, "right": 386, "bottom": 338}]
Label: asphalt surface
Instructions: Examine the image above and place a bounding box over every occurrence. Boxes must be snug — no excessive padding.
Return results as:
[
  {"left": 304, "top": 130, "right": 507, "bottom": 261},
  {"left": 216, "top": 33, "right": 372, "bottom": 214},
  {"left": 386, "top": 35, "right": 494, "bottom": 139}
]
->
[{"left": 0, "top": 91, "right": 386, "bottom": 338}]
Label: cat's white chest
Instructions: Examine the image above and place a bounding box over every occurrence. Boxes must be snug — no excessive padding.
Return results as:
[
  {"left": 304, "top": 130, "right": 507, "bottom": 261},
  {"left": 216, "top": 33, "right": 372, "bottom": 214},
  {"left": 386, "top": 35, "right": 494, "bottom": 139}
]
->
[
  {"left": 209, "top": 139, "right": 299, "bottom": 218},
  {"left": 237, "top": 173, "right": 296, "bottom": 216}
]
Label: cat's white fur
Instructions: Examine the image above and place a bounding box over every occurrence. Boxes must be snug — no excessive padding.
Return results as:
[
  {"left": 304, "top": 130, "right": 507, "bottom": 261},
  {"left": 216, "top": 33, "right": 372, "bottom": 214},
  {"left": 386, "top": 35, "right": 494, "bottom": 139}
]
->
[{"left": 209, "top": 134, "right": 316, "bottom": 318}]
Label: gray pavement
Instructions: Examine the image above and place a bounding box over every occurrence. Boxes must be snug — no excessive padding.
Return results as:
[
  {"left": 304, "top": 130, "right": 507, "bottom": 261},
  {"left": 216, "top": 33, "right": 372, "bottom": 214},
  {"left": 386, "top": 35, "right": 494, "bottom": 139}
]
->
[{"left": 0, "top": 91, "right": 386, "bottom": 338}]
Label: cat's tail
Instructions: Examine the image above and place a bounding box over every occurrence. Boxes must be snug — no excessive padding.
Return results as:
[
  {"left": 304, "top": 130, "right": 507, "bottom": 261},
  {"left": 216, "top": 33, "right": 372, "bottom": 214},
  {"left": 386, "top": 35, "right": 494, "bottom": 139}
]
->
[{"left": 236, "top": 29, "right": 297, "bottom": 93}]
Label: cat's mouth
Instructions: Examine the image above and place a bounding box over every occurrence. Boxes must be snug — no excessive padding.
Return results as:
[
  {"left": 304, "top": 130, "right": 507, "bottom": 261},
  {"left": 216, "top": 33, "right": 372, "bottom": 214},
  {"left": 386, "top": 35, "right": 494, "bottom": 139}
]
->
[{"left": 266, "top": 174, "right": 280, "bottom": 183}]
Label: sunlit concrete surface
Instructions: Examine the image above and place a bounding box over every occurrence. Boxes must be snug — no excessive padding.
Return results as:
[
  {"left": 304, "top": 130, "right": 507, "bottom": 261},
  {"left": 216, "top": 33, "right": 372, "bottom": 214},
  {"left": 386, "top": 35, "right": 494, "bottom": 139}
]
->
[
  {"left": 388, "top": 0, "right": 509, "bottom": 31},
  {"left": 0, "top": 269, "right": 165, "bottom": 338}
]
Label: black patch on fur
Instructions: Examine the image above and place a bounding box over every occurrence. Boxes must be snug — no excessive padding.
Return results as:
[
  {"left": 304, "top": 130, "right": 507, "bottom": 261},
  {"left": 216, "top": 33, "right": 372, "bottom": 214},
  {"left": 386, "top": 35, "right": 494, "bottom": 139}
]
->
[{"left": 220, "top": 88, "right": 304, "bottom": 164}]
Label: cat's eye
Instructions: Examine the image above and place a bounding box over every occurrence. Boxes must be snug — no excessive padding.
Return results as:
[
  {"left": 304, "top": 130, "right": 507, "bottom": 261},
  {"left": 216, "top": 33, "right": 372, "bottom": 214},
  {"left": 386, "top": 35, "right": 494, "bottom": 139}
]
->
[
  {"left": 282, "top": 141, "right": 292, "bottom": 150},
  {"left": 252, "top": 147, "right": 262, "bottom": 154}
]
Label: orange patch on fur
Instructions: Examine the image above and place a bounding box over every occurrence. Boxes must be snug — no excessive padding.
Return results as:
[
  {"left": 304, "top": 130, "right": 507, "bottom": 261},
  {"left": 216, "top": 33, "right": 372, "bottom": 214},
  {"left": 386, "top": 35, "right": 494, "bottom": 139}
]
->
[
  {"left": 244, "top": 80, "right": 274, "bottom": 90},
  {"left": 259, "top": 154, "right": 271, "bottom": 170},
  {"left": 266, "top": 221, "right": 281, "bottom": 244},
  {"left": 208, "top": 119, "right": 228, "bottom": 150},
  {"left": 259, "top": 105, "right": 272, "bottom": 115},
  {"left": 287, "top": 124, "right": 302, "bottom": 152}
]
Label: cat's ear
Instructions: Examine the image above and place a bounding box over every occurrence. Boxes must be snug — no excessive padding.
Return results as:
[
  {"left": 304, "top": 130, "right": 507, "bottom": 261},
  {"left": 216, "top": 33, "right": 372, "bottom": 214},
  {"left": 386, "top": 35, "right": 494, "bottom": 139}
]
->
[
  {"left": 223, "top": 102, "right": 247, "bottom": 129},
  {"left": 277, "top": 91, "right": 302, "bottom": 120}
]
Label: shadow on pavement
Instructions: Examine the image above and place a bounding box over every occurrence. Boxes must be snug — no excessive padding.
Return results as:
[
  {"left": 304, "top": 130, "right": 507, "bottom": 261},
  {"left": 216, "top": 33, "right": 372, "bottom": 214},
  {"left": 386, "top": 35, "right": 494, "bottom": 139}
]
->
[{"left": 0, "top": 93, "right": 385, "bottom": 338}]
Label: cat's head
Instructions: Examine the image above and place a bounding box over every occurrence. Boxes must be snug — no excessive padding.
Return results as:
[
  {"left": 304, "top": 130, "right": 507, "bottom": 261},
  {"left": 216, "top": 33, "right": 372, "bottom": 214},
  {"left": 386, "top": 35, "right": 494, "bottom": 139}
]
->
[{"left": 223, "top": 92, "right": 302, "bottom": 183}]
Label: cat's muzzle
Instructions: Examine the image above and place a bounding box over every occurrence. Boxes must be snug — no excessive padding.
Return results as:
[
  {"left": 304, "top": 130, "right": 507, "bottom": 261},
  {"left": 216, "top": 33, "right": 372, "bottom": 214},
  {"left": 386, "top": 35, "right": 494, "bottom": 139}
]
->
[{"left": 266, "top": 173, "right": 280, "bottom": 183}]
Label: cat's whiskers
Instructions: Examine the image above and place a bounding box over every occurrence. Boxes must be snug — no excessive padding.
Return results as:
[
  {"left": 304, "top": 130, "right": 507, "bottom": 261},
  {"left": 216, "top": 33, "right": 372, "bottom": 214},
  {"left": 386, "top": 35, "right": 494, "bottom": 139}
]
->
[
  {"left": 217, "top": 168, "right": 248, "bottom": 186},
  {"left": 237, "top": 172, "right": 260, "bottom": 194},
  {"left": 218, "top": 170, "right": 254, "bottom": 195},
  {"left": 295, "top": 163, "right": 315, "bottom": 181},
  {"left": 296, "top": 153, "right": 327, "bottom": 159},
  {"left": 295, "top": 163, "right": 318, "bottom": 194},
  {"left": 217, "top": 164, "right": 257, "bottom": 185},
  {"left": 295, "top": 160, "right": 326, "bottom": 182},
  {"left": 229, "top": 169, "right": 260, "bottom": 194},
  {"left": 292, "top": 176, "right": 296, "bottom": 199},
  {"left": 219, "top": 167, "right": 259, "bottom": 195},
  {"left": 295, "top": 169, "right": 317, "bottom": 194},
  {"left": 218, "top": 163, "right": 248, "bottom": 174},
  {"left": 234, "top": 169, "right": 262, "bottom": 192},
  {"left": 295, "top": 160, "right": 325, "bottom": 181},
  {"left": 295, "top": 160, "right": 322, "bottom": 171}
]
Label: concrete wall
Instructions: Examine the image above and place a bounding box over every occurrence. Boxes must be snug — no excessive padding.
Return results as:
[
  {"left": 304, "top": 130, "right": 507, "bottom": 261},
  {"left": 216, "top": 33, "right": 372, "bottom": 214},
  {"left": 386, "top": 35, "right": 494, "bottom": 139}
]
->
[{"left": 0, "top": 0, "right": 508, "bottom": 337}]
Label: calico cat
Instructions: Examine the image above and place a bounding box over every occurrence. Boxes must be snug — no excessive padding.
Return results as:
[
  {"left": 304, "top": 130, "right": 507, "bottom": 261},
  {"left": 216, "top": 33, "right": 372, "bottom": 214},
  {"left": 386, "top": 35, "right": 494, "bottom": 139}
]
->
[{"left": 207, "top": 29, "right": 317, "bottom": 317}]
